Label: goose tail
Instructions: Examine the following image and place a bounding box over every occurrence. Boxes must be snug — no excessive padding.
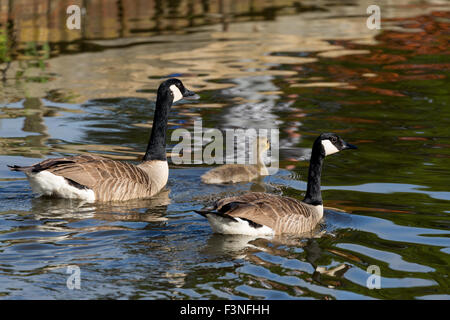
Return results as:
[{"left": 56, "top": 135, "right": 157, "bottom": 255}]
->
[
  {"left": 194, "top": 208, "right": 238, "bottom": 222},
  {"left": 7, "top": 165, "right": 32, "bottom": 172},
  {"left": 194, "top": 207, "right": 274, "bottom": 235}
]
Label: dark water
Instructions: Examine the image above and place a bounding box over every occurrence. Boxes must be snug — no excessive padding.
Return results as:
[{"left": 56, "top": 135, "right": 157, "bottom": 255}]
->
[{"left": 0, "top": 1, "right": 449, "bottom": 299}]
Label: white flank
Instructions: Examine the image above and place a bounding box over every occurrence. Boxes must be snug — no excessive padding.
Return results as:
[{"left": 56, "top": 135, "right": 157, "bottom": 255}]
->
[
  {"left": 206, "top": 214, "right": 275, "bottom": 236},
  {"left": 321, "top": 139, "right": 340, "bottom": 156},
  {"left": 169, "top": 85, "right": 183, "bottom": 102},
  {"left": 26, "top": 170, "right": 95, "bottom": 201}
]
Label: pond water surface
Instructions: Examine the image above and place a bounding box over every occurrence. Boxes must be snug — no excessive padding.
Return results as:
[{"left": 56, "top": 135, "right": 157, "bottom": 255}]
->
[{"left": 0, "top": 0, "right": 449, "bottom": 299}]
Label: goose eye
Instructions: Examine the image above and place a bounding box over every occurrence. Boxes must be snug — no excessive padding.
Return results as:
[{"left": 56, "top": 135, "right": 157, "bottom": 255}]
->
[{"left": 331, "top": 136, "right": 337, "bottom": 143}]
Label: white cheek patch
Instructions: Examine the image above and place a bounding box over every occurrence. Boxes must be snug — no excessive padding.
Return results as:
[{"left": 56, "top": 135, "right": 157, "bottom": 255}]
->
[
  {"left": 169, "top": 85, "right": 183, "bottom": 102},
  {"left": 321, "top": 139, "right": 340, "bottom": 156}
]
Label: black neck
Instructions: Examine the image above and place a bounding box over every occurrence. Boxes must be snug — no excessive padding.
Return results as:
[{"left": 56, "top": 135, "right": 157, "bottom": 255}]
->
[
  {"left": 143, "top": 91, "right": 172, "bottom": 161},
  {"left": 303, "top": 139, "right": 325, "bottom": 205}
]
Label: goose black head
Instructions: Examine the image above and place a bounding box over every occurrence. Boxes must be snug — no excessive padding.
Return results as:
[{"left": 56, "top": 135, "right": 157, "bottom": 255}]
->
[
  {"left": 157, "top": 78, "right": 196, "bottom": 103},
  {"left": 317, "top": 133, "right": 357, "bottom": 157}
]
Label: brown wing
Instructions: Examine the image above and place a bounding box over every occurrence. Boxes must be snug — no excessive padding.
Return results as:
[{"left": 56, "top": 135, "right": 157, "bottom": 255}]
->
[
  {"left": 28, "top": 155, "right": 153, "bottom": 201},
  {"left": 213, "top": 192, "right": 320, "bottom": 234}
]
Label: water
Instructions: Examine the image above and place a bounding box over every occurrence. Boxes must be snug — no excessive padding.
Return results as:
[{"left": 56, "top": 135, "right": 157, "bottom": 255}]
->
[{"left": 0, "top": 0, "right": 449, "bottom": 299}]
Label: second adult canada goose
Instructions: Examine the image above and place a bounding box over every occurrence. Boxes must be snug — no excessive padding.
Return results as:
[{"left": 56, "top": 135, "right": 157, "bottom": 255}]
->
[
  {"left": 8, "top": 78, "right": 195, "bottom": 202},
  {"left": 195, "top": 133, "right": 357, "bottom": 235},
  {"left": 201, "top": 136, "right": 270, "bottom": 184}
]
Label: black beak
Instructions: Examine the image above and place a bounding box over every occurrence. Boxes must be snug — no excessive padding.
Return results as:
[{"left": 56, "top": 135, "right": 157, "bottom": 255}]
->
[
  {"left": 183, "top": 89, "right": 196, "bottom": 98},
  {"left": 343, "top": 142, "right": 357, "bottom": 150}
]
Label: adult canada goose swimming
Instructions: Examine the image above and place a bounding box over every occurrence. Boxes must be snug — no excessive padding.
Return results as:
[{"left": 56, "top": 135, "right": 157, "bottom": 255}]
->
[
  {"left": 201, "top": 136, "right": 270, "bottom": 184},
  {"left": 8, "top": 78, "right": 195, "bottom": 202},
  {"left": 195, "top": 133, "right": 357, "bottom": 235}
]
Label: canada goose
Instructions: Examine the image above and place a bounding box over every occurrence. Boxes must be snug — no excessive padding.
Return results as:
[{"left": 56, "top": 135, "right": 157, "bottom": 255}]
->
[
  {"left": 8, "top": 78, "right": 195, "bottom": 202},
  {"left": 195, "top": 133, "right": 357, "bottom": 235},
  {"left": 201, "top": 136, "right": 270, "bottom": 184}
]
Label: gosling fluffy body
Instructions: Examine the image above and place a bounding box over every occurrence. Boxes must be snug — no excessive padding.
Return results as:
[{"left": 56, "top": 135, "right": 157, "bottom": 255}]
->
[{"left": 201, "top": 137, "right": 270, "bottom": 184}]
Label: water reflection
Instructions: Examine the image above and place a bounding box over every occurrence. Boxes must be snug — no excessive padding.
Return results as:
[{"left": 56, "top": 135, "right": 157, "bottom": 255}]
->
[{"left": 30, "top": 188, "right": 171, "bottom": 223}]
